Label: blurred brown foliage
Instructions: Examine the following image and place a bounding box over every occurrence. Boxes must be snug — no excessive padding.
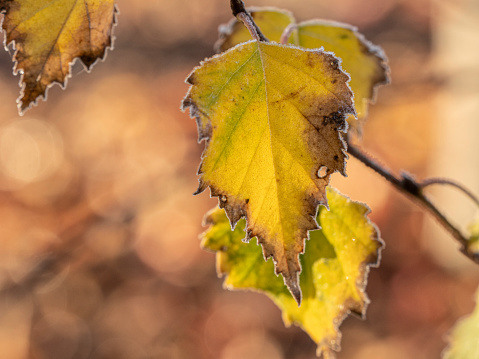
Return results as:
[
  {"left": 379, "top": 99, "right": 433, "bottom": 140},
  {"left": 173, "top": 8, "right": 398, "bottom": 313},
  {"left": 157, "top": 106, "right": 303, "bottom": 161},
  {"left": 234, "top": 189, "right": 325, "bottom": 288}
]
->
[{"left": 0, "top": 1, "right": 478, "bottom": 358}]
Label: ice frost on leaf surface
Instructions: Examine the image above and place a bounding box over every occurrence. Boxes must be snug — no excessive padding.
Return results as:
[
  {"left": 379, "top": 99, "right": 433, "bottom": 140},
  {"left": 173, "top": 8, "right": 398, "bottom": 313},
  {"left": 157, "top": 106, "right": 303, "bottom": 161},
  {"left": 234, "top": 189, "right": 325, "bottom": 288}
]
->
[
  {"left": 0, "top": 0, "right": 117, "bottom": 113},
  {"left": 182, "top": 40, "right": 355, "bottom": 303},
  {"left": 217, "top": 7, "right": 389, "bottom": 132},
  {"left": 443, "top": 287, "right": 479, "bottom": 359},
  {"left": 201, "top": 188, "right": 383, "bottom": 357}
]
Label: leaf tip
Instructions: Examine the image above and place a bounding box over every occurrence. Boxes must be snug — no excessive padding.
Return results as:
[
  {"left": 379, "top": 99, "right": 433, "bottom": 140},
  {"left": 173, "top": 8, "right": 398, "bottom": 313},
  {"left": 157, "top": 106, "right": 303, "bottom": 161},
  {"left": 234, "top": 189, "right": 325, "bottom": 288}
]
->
[
  {"left": 193, "top": 180, "right": 208, "bottom": 196},
  {"left": 284, "top": 272, "right": 302, "bottom": 306}
]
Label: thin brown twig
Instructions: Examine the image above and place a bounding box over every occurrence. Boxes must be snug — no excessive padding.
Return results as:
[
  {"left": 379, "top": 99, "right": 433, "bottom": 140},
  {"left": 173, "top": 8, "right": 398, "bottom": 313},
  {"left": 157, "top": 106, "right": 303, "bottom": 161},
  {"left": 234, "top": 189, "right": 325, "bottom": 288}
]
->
[
  {"left": 347, "top": 140, "right": 479, "bottom": 264},
  {"left": 420, "top": 177, "right": 479, "bottom": 207}
]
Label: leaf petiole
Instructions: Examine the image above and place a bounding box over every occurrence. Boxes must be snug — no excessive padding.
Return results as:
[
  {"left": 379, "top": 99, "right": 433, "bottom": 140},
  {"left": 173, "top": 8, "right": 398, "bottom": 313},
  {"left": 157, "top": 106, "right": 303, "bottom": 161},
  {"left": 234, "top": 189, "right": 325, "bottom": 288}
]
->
[
  {"left": 280, "top": 23, "right": 297, "bottom": 45},
  {"left": 347, "top": 139, "right": 479, "bottom": 264},
  {"left": 230, "top": 0, "right": 268, "bottom": 42}
]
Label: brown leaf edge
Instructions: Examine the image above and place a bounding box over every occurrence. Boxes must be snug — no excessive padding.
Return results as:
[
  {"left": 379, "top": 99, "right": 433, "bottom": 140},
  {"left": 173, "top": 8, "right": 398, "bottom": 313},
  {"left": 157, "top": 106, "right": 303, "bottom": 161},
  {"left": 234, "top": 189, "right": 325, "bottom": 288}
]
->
[
  {"left": 296, "top": 19, "right": 389, "bottom": 133},
  {"left": 0, "top": 1, "right": 119, "bottom": 114}
]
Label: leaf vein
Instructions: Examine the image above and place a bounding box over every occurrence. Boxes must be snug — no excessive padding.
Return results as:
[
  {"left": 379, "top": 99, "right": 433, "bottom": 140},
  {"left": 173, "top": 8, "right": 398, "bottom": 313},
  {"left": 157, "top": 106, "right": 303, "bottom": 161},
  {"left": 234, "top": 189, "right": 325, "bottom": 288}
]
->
[
  {"left": 34, "top": 0, "right": 78, "bottom": 84},
  {"left": 258, "top": 43, "right": 287, "bottom": 256},
  {"left": 262, "top": 48, "right": 351, "bottom": 109}
]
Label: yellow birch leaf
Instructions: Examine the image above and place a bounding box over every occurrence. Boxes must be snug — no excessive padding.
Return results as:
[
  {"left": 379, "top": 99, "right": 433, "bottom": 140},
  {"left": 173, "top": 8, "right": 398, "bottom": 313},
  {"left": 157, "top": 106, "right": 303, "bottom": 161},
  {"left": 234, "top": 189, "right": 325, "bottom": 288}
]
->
[
  {"left": 0, "top": 0, "right": 117, "bottom": 113},
  {"left": 217, "top": 8, "right": 389, "bottom": 132},
  {"left": 201, "top": 187, "right": 382, "bottom": 356},
  {"left": 182, "top": 40, "right": 355, "bottom": 303}
]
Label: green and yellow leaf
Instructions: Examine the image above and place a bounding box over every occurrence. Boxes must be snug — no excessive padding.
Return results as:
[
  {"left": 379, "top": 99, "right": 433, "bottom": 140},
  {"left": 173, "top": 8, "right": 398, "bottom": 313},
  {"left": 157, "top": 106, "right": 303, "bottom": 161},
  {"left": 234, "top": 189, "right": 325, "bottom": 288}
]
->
[
  {"left": 0, "top": 0, "right": 117, "bottom": 113},
  {"left": 217, "top": 8, "right": 389, "bottom": 131},
  {"left": 443, "top": 287, "right": 479, "bottom": 359},
  {"left": 182, "top": 40, "right": 355, "bottom": 303},
  {"left": 201, "top": 187, "right": 383, "bottom": 356}
]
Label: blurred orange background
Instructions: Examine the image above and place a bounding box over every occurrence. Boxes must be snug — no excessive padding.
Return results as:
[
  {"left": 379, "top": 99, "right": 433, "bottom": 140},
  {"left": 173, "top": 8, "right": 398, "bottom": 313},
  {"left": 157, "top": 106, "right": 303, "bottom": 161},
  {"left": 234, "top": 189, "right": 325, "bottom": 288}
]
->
[{"left": 0, "top": 0, "right": 478, "bottom": 358}]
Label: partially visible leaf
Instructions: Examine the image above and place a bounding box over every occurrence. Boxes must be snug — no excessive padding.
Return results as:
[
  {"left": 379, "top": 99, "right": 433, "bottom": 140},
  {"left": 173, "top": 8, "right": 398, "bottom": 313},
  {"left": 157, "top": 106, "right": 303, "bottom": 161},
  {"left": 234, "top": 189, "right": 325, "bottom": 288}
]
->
[
  {"left": 217, "top": 8, "right": 389, "bottom": 132},
  {"left": 443, "top": 287, "right": 479, "bottom": 359},
  {"left": 215, "top": 7, "right": 294, "bottom": 51},
  {"left": 202, "top": 187, "right": 383, "bottom": 356},
  {"left": 0, "top": 0, "right": 117, "bottom": 113},
  {"left": 182, "top": 40, "right": 355, "bottom": 303},
  {"left": 465, "top": 217, "right": 479, "bottom": 261}
]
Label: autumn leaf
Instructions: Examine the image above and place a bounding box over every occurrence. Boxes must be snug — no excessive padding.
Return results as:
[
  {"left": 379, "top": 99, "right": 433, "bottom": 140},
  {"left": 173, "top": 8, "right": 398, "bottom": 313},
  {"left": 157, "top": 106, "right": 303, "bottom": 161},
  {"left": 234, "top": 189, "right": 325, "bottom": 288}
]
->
[
  {"left": 201, "top": 187, "right": 383, "bottom": 356},
  {"left": 217, "top": 7, "right": 389, "bottom": 132},
  {"left": 443, "top": 287, "right": 479, "bottom": 359},
  {"left": 182, "top": 40, "right": 355, "bottom": 303},
  {"left": 0, "top": 0, "right": 117, "bottom": 113}
]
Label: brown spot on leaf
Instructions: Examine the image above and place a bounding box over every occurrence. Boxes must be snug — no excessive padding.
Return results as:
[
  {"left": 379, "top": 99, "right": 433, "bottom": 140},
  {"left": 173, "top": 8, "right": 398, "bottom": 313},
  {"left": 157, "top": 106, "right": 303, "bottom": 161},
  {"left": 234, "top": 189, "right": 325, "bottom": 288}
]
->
[
  {"left": 330, "top": 58, "right": 340, "bottom": 71},
  {"left": 322, "top": 111, "right": 346, "bottom": 130}
]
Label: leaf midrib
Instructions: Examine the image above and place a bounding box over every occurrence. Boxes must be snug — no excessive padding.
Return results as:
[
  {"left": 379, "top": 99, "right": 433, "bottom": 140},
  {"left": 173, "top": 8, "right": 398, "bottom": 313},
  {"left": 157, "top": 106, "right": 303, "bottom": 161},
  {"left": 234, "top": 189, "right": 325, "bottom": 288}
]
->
[{"left": 257, "top": 42, "right": 288, "bottom": 264}]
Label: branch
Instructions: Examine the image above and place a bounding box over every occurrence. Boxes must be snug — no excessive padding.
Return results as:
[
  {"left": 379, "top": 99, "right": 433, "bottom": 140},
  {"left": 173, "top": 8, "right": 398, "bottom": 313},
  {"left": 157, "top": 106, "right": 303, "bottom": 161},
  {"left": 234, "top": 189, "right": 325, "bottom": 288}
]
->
[
  {"left": 347, "top": 139, "right": 479, "bottom": 264},
  {"left": 420, "top": 178, "right": 479, "bottom": 207},
  {"left": 230, "top": 0, "right": 268, "bottom": 42}
]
